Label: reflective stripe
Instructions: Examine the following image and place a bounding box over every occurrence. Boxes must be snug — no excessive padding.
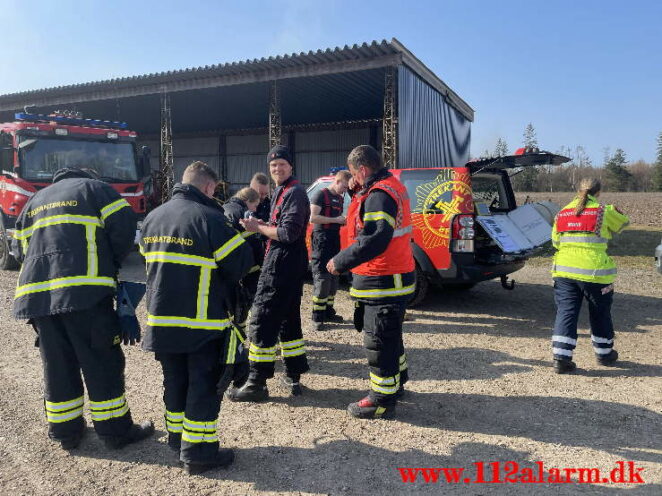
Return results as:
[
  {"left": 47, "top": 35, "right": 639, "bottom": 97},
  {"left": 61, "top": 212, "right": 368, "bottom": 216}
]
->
[
  {"left": 281, "top": 348, "right": 305, "bottom": 358},
  {"left": 249, "top": 342, "right": 277, "bottom": 362},
  {"left": 183, "top": 418, "right": 216, "bottom": 431},
  {"left": 14, "top": 215, "right": 102, "bottom": 239},
  {"left": 281, "top": 339, "right": 304, "bottom": 349},
  {"left": 100, "top": 198, "right": 131, "bottom": 220},
  {"left": 393, "top": 274, "right": 403, "bottom": 289},
  {"left": 165, "top": 410, "right": 184, "bottom": 421},
  {"left": 166, "top": 422, "right": 182, "bottom": 433},
  {"left": 552, "top": 347, "right": 573, "bottom": 357},
  {"left": 86, "top": 224, "right": 98, "bottom": 277},
  {"left": 147, "top": 314, "right": 232, "bottom": 330},
  {"left": 552, "top": 265, "right": 617, "bottom": 277},
  {"left": 226, "top": 325, "right": 237, "bottom": 365},
  {"left": 213, "top": 233, "right": 245, "bottom": 262},
  {"left": 165, "top": 410, "right": 184, "bottom": 433},
  {"left": 558, "top": 235, "right": 608, "bottom": 244},
  {"left": 196, "top": 268, "right": 212, "bottom": 320},
  {"left": 46, "top": 407, "right": 84, "bottom": 423},
  {"left": 370, "top": 372, "right": 396, "bottom": 386},
  {"left": 349, "top": 284, "right": 415, "bottom": 298},
  {"left": 16, "top": 276, "right": 115, "bottom": 298},
  {"left": 363, "top": 211, "right": 395, "bottom": 227},
  {"left": 248, "top": 264, "right": 261, "bottom": 273},
  {"left": 241, "top": 231, "right": 256, "bottom": 238},
  {"left": 593, "top": 347, "right": 612, "bottom": 355},
  {"left": 89, "top": 395, "right": 125, "bottom": 410},
  {"left": 143, "top": 251, "right": 217, "bottom": 268},
  {"left": 45, "top": 396, "right": 84, "bottom": 412},
  {"left": 91, "top": 404, "right": 129, "bottom": 421},
  {"left": 312, "top": 296, "right": 328, "bottom": 303},
  {"left": 182, "top": 432, "right": 217, "bottom": 443},
  {"left": 313, "top": 305, "right": 326, "bottom": 311},
  {"left": 552, "top": 335, "right": 577, "bottom": 346},
  {"left": 591, "top": 336, "right": 614, "bottom": 344},
  {"left": 393, "top": 225, "right": 413, "bottom": 238},
  {"left": 399, "top": 354, "right": 408, "bottom": 372},
  {"left": 280, "top": 339, "right": 306, "bottom": 358},
  {"left": 249, "top": 343, "right": 277, "bottom": 354}
]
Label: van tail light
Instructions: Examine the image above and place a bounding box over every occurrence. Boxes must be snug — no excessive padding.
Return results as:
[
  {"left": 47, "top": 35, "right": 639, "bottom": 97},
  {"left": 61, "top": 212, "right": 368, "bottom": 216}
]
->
[{"left": 451, "top": 214, "right": 475, "bottom": 253}]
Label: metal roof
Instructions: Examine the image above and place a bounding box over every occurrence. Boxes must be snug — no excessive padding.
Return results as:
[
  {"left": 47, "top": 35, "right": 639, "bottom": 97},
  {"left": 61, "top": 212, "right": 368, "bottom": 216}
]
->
[{"left": 0, "top": 38, "right": 473, "bottom": 122}]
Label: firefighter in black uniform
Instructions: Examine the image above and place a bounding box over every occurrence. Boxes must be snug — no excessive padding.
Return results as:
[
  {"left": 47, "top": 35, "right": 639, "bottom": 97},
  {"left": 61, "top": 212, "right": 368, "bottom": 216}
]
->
[
  {"left": 228, "top": 145, "right": 311, "bottom": 400},
  {"left": 222, "top": 187, "right": 264, "bottom": 391},
  {"left": 140, "top": 162, "right": 253, "bottom": 475},
  {"left": 328, "top": 146, "right": 414, "bottom": 419},
  {"left": 309, "top": 170, "right": 351, "bottom": 330},
  {"left": 13, "top": 167, "right": 154, "bottom": 450}
]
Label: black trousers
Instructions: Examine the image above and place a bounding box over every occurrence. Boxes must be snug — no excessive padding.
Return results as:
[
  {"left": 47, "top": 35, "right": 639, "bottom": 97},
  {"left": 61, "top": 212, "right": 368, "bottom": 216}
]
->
[
  {"left": 360, "top": 300, "right": 409, "bottom": 406},
  {"left": 157, "top": 340, "right": 224, "bottom": 464},
  {"left": 33, "top": 297, "right": 133, "bottom": 442},
  {"left": 248, "top": 256, "right": 309, "bottom": 380},
  {"left": 311, "top": 231, "right": 341, "bottom": 322},
  {"left": 552, "top": 277, "right": 615, "bottom": 360}
]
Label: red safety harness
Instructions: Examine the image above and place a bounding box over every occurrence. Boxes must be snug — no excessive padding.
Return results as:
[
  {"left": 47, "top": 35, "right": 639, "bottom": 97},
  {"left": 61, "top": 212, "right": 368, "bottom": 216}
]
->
[{"left": 266, "top": 178, "right": 298, "bottom": 254}]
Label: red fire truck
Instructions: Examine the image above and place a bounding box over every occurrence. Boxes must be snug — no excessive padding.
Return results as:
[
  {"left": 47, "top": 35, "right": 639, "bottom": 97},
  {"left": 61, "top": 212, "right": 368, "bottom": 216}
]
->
[{"left": 0, "top": 111, "right": 151, "bottom": 269}]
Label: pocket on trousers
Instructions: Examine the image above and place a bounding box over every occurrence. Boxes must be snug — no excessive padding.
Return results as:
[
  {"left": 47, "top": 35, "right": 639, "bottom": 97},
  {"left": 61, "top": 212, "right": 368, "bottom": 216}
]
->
[
  {"left": 373, "top": 306, "right": 402, "bottom": 339},
  {"left": 90, "top": 299, "right": 121, "bottom": 349}
]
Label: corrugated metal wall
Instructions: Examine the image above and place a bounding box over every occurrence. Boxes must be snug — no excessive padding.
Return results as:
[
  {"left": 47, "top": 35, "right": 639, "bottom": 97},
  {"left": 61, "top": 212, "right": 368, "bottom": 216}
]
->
[
  {"left": 294, "top": 128, "right": 371, "bottom": 183},
  {"left": 226, "top": 134, "right": 269, "bottom": 189},
  {"left": 397, "top": 66, "right": 471, "bottom": 168}
]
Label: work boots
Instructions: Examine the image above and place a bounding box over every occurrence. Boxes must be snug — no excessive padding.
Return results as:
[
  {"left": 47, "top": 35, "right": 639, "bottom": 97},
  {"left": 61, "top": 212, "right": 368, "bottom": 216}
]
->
[
  {"left": 325, "top": 308, "right": 344, "bottom": 323},
  {"left": 553, "top": 358, "right": 577, "bottom": 374},
  {"left": 226, "top": 377, "right": 269, "bottom": 402},
  {"left": 56, "top": 420, "right": 87, "bottom": 450},
  {"left": 184, "top": 448, "right": 235, "bottom": 476},
  {"left": 281, "top": 374, "right": 302, "bottom": 396},
  {"left": 103, "top": 420, "right": 155, "bottom": 449},
  {"left": 597, "top": 349, "right": 619, "bottom": 366},
  {"left": 347, "top": 396, "right": 396, "bottom": 419}
]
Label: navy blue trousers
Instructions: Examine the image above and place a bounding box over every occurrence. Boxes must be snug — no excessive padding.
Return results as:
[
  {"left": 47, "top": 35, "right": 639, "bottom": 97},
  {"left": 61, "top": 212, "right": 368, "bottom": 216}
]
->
[{"left": 552, "top": 277, "right": 615, "bottom": 360}]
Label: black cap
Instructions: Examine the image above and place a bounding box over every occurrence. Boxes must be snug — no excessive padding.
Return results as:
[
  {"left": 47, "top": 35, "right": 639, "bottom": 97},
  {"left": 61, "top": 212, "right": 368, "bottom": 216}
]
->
[{"left": 267, "top": 145, "right": 292, "bottom": 166}]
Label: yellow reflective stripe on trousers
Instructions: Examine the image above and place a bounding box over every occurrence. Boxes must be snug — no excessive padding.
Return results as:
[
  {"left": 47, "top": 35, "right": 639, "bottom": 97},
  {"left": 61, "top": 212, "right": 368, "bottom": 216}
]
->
[
  {"left": 165, "top": 410, "right": 184, "bottom": 433},
  {"left": 147, "top": 314, "right": 232, "bottom": 330},
  {"left": 349, "top": 284, "right": 415, "bottom": 299},
  {"left": 363, "top": 211, "right": 395, "bottom": 227},
  {"left": 143, "top": 251, "right": 217, "bottom": 268},
  {"left": 182, "top": 417, "right": 217, "bottom": 443},
  {"left": 370, "top": 372, "right": 400, "bottom": 394},
  {"left": 249, "top": 343, "right": 277, "bottom": 362},
  {"left": 196, "top": 268, "right": 212, "bottom": 320},
  {"left": 399, "top": 353, "right": 408, "bottom": 372},
  {"left": 16, "top": 276, "right": 115, "bottom": 298},
  {"left": 226, "top": 325, "right": 238, "bottom": 365},
  {"left": 45, "top": 396, "right": 84, "bottom": 423},
  {"left": 281, "top": 339, "right": 305, "bottom": 358},
  {"left": 100, "top": 198, "right": 131, "bottom": 221},
  {"left": 89, "top": 394, "right": 129, "bottom": 421},
  {"left": 86, "top": 224, "right": 98, "bottom": 277},
  {"left": 14, "top": 214, "right": 102, "bottom": 240},
  {"left": 213, "top": 233, "right": 245, "bottom": 262}
]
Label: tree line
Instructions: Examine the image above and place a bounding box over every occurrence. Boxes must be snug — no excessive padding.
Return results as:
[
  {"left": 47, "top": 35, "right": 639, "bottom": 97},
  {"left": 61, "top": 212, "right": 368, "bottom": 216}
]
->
[{"left": 481, "top": 124, "right": 662, "bottom": 193}]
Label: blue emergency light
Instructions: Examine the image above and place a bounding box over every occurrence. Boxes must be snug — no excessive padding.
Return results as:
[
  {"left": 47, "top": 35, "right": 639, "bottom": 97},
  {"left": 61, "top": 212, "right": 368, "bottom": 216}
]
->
[{"left": 15, "top": 113, "right": 128, "bottom": 129}]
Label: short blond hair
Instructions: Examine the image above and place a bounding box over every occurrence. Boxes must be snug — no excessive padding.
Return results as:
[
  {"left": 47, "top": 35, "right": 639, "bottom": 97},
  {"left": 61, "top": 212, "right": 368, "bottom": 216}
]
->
[
  {"left": 234, "top": 187, "right": 259, "bottom": 203},
  {"left": 182, "top": 161, "right": 218, "bottom": 189},
  {"left": 335, "top": 170, "right": 352, "bottom": 182}
]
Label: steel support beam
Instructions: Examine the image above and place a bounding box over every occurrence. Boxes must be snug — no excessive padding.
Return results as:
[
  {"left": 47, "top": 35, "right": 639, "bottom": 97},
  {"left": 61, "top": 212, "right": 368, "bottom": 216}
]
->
[
  {"left": 268, "top": 80, "right": 282, "bottom": 149},
  {"left": 382, "top": 66, "right": 397, "bottom": 169},
  {"left": 159, "top": 91, "right": 174, "bottom": 203}
]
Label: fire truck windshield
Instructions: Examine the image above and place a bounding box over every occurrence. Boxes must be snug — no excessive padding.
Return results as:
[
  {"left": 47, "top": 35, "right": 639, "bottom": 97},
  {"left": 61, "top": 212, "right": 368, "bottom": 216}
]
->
[{"left": 17, "top": 137, "right": 139, "bottom": 182}]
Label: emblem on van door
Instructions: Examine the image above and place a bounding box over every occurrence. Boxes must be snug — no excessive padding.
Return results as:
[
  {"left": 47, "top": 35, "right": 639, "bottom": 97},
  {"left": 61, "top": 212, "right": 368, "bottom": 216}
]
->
[{"left": 412, "top": 169, "right": 472, "bottom": 249}]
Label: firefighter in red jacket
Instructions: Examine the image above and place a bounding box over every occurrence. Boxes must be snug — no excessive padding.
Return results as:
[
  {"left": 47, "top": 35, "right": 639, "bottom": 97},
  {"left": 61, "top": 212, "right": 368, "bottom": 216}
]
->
[{"left": 328, "top": 145, "right": 414, "bottom": 419}]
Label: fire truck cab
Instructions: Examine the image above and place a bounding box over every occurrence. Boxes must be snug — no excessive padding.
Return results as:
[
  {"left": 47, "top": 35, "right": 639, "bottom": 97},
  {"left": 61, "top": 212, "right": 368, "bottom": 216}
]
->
[{"left": 0, "top": 112, "right": 151, "bottom": 269}]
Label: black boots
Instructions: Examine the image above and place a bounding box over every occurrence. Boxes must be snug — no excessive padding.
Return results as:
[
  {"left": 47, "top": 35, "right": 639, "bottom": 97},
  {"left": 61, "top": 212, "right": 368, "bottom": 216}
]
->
[
  {"left": 185, "top": 448, "right": 235, "bottom": 475},
  {"left": 226, "top": 377, "right": 269, "bottom": 402},
  {"left": 103, "top": 420, "right": 155, "bottom": 449},
  {"left": 281, "top": 374, "right": 302, "bottom": 396},
  {"left": 57, "top": 420, "right": 86, "bottom": 450},
  {"left": 347, "top": 396, "right": 396, "bottom": 419},
  {"left": 597, "top": 349, "right": 619, "bottom": 366},
  {"left": 553, "top": 359, "right": 577, "bottom": 374}
]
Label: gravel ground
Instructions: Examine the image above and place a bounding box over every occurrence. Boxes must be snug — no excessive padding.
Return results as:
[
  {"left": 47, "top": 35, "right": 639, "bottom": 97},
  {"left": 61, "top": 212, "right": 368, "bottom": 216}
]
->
[{"left": 1, "top": 257, "right": 661, "bottom": 495}]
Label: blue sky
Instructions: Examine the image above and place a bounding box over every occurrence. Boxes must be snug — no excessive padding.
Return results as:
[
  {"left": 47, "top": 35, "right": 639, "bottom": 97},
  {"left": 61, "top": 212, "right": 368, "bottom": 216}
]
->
[{"left": 2, "top": 0, "right": 660, "bottom": 164}]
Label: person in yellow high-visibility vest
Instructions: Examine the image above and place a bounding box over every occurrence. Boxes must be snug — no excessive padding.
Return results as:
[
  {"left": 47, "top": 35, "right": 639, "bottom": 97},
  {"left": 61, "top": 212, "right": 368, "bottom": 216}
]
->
[{"left": 550, "top": 178, "right": 629, "bottom": 374}]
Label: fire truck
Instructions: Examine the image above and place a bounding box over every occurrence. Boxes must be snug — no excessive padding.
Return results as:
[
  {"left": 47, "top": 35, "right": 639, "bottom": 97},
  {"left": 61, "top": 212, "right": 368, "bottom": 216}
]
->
[{"left": 0, "top": 111, "right": 151, "bottom": 269}]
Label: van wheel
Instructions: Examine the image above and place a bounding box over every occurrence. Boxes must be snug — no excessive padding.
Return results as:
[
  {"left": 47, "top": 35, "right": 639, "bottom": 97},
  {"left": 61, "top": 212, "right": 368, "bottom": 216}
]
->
[
  {"left": 0, "top": 216, "right": 19, "bottom": 271},
  {"left": 408, "top": 262, "right": 428, "bottom": 307}
]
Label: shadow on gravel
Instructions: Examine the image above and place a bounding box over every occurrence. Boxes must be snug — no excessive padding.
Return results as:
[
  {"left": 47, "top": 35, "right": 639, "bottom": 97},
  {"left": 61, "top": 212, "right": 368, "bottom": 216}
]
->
[
  {"left": 195, "top": 440, "right": 659, "bottom": 494},
  {"left": 405, "top": 281, "right": 661, "bottom": 338},
  {"left": 307, "top": 341, "right": 550, "bottom": 381},
  {"left": 269, "top": 387, "right": 662, "bottom": 466}
]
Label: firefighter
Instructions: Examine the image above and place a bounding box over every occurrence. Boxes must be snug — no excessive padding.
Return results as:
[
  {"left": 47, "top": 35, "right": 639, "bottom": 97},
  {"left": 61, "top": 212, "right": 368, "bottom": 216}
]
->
[
  {"left": 250, "top": 172, "right": 272, "bottom": 223},
  {"left": 550, "top": 178, "right": 629, "bottom": 374},
  {"left": 13, "top": 167, "right": 154, "bottom": 450},
  {"left": 309, "top": 170, "right": 351, "bottom": 330},
  {"left": 327, "top": 145, "right": 413, "bottom": 419},
  {"left": 140, "top": 161, "right": 253, "bottom": 475},
  {"left": 228, "top": 145, "right": 311, "bottom": 400},
  {"left": 222, "top": 187, "right": 264, "bottom": 390}
]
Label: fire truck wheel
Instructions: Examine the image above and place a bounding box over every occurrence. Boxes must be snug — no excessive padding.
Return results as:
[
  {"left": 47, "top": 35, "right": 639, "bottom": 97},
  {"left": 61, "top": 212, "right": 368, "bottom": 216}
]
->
[
  {"left": 408, "top": 262, "right": 428, "bottom": 308},
  {"left": 0, "top": 216, "right": 19, "bottom": 271}
]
